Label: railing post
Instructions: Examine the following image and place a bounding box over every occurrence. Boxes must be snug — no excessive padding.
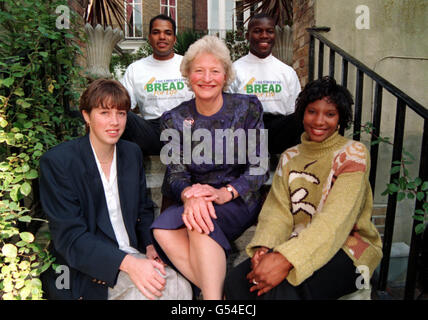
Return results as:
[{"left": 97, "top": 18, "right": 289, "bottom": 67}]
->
[
  {"left": 309, "top": 33, "right": 315, "bottom": 83},
  {"left": 329, "top": 49, "right": 335, "bottom": 78},
  {"left": 369, "top": 83, "right": 383, "bottom": 190},
  {"left": 404, "top": 119, "right": 428, "bottom": 299},
  {"left": 341, "top": 58, "right": 348, "bottom": 88},
  {"left": 318, "top": 41, "right": 324, "bottom": 79},
  {"left": 353, "top": 70, "right": 364, "bottom": 141},
  {"left": 378, "top": 98, "right": 407, "bottom": 292}
]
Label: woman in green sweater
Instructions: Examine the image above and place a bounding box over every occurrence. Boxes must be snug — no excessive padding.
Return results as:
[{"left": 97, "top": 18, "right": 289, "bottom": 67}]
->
[{"left": 224, "top": 76, "right": 383, "bottom": 299}]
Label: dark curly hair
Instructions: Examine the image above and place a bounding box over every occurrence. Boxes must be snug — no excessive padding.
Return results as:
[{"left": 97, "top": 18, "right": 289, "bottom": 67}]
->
[{"left": 295, "top": 76, "right": 354, "bottom": 131}]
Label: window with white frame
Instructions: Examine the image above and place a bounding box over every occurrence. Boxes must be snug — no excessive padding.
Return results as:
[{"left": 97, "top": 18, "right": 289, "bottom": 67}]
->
[
  {"left": 125, "top": 0, "right": 143, "bottom": 38},
  {"left": 160, "top": 0, "right": 177, "bottom": 23}
]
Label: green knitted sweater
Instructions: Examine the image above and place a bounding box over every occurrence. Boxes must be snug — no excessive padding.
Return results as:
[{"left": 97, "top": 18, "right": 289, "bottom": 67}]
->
[{"left": 247, "top": 131, "right": 383, "bottom": 286}]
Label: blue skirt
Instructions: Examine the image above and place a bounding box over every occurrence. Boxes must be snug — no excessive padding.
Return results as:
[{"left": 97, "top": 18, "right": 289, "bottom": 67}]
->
[{"left": 150, "top": 198, "right": 260, "bottom": 266}]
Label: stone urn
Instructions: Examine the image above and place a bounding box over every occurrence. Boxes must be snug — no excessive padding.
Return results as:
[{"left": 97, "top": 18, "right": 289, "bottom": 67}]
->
[
  {"left": 84, "top": 23, "right": 124, "bottom": 80},
  {"left": 272, "top": 25, "right": 293, "bottom": 66}
]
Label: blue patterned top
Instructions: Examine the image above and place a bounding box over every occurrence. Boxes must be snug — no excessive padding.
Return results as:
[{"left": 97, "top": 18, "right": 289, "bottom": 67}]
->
[{"left": 160, "top": 92, "right": 269, "bottom": 211}]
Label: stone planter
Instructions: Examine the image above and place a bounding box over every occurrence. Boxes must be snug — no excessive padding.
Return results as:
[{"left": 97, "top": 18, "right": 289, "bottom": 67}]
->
[{"left": 84, "top": 23, "right": 124, "bottom": 80}]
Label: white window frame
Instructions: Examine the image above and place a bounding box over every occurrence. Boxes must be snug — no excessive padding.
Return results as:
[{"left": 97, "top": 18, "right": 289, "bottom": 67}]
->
[
  {"left": 160, "top": 0, "right": 177, "bottom": 27},
  {"left": 124, "top": 0, "right": 143, "bottom": 39}
]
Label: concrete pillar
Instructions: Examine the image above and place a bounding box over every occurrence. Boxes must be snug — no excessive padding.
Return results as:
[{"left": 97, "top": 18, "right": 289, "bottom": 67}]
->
[{"left": 219, "top": 0, "right": 226, "bottom": 38}]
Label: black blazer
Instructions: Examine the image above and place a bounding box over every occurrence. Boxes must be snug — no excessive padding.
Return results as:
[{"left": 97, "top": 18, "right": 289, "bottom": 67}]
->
[{"left": 39, "top": 135, "right": 154, "bottom": 300}]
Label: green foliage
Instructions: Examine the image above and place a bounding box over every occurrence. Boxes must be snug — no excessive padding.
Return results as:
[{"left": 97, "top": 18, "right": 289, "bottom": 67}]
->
[
  {"left": 360, "top": 123, "right": 427, "bottom": 235},
  {"left": 0, "top": 0, "right": 85, "bottom": 299},
  {"left": 225, "top": 29, "right": 249, "bottom": 62},
  {"left": 110, "top": 42, "right": 153, "bottom": 78},
  {"left": 238, "top": 0, "right": 293, "bottom": 28},
  {"left": 174, "top": 29, "right": 204, "bottom": 56}
]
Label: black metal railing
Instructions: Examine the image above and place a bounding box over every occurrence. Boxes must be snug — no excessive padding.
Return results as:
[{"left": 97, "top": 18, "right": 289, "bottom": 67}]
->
[{"left": 308, "top": 27, "right": 428, "bottom": 300}]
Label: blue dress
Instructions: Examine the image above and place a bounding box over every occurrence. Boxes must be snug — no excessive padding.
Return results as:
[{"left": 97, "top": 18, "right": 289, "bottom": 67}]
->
[{"left": 150, "top": 93, "right": 269, "bottom": 261}]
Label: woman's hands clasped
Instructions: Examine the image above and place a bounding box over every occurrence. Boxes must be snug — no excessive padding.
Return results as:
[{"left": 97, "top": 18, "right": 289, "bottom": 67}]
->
[{"left": 180, "top": 183, "right": 235, "bottom": 234}]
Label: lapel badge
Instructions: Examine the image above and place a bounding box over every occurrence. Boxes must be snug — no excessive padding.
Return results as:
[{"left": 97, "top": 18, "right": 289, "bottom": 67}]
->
[{"left": 183, "top": 117, "right": 194, "bottom": 128}]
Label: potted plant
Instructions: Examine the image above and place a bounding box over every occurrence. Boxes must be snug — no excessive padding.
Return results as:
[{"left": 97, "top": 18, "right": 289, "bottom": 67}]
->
[{"left": 83, "top": 0, "right": 129, "bottom": 80}]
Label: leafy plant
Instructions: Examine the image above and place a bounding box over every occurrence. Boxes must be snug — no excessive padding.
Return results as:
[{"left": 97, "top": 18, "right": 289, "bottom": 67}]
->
[
  {"left": 174, "top": 29, "right": 204, "bottom": 56},
  {"left": 225, "top": 29, "right": 249, "bottom": 62},
  {"left": 237, "top": 0, "right": 293, "bottom": 27},
  {"left": 360, "top": 123, "right": 427, "bottom": 235},
  {"left": 84, "top": 0, "right": 129, "bottom": 31},
  {"left": 0, "top": 0, "right": 85, "bottom": 299},
  {"left": 110, "top": 42, "right": 153, "bottom": 78}
]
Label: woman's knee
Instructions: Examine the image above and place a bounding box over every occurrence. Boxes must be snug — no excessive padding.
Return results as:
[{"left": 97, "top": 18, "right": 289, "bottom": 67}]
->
[
  {"left": 153, "top": 228, "right": 175, "bottom": 247},
  {"left": 152, "top": 228, "right": 164, "bottom": 242}
]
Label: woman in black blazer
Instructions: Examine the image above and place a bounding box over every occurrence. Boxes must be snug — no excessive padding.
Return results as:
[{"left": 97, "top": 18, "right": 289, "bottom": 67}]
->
[{"left": 39, "top": 79, "right": 191, "bottom": 300}]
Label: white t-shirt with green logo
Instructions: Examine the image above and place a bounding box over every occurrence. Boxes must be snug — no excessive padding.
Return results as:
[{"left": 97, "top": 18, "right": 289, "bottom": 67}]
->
[
  {"left": 121, "top": 54, "right": 194, "bottom": 120},
  {"left": 230, "top": 53, "right": 301, "bottom": 116}
]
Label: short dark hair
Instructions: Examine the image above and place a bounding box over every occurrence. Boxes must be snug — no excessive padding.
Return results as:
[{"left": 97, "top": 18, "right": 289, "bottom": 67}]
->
[
  {"left": 79, "top": 79, "right": 131, "bottom": 114},
  {"left": 247, "top": 13, "right": 275, "bottom": 31},
  {"left": 149, "top": 14, "right": 176, "bottom": 35},
  {"left": 295, "top": 76, "right": 354, "bottom": 130}
]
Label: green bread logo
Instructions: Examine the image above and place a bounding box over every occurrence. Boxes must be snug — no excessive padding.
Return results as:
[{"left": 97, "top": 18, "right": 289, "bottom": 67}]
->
[
  {"left": 245, "top": 83, "right": 282, "bottom": 94},
  {"left": 244, "top": 77, "right": 282, "bottom": 94},
  {"left": 145, "top": 77, "right": 185, "bottom": 93}
]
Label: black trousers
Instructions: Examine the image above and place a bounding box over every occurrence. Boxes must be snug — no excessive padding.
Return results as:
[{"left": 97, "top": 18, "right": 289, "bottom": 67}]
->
[
  {"left": 224, "top": 249, "right": 360, "bottom": 300},
  {"left": 121, "top": 111, "right": 162, "bottom": 156},
  {"left": 263, "top": 112, "right": 303, "bottom": 155}
]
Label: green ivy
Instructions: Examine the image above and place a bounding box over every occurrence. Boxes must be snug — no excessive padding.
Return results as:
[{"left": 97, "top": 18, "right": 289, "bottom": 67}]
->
[
  {"left": 174, "top": 29, "right": 205, "bottom": 56},
  {"left": 360, "top": 123, "right": 428, "bottom": 235},
  {"left": 110, "top": 41, "right": 153, "bottom": 79},
  {"left": 225, "top": 29, "right": 249, "bottom": 62},
  {"left": 0, "top": 0, "right": 86, "bottom": 299}
]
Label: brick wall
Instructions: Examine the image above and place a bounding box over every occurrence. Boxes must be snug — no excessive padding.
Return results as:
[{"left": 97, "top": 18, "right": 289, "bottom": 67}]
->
[
  {"left": 292, "top": 0, "right": 315, "bottom": 88},
  {"left": 143, "top": 1, "right": 159, "bottom": 35},
  {"left": 143, "top": 0, "right": 194, "bottom": 35},
  {"left": 68, "top": 0, "right": 86, "bottom": 17},
  {"left": 193, "top": 0, "right": 207, "bottom": 32},
  {"left": 67, "top": 0, "right": 87, "bottom": 77},
  {"left": 177, "top": 0, "right": 193, "bottom": 32}
]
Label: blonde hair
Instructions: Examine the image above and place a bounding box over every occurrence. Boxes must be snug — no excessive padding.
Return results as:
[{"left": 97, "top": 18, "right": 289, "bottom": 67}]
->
[{"left": 180, "top": 35, "right": 235, "bottom": 90}]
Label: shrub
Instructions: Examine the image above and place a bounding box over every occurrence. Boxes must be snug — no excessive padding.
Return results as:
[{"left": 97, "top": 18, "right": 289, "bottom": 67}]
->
[{"left": 0, "top": 0, "right": 85, "bottom": 299}]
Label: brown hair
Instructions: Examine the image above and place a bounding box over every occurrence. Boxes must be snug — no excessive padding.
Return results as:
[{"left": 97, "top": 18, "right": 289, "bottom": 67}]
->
[{"left": 79, "top": 79, "right": 131, "bottom": 114}]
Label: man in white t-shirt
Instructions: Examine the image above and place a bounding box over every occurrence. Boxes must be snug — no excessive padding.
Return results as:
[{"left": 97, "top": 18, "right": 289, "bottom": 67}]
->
[
  {"left": 121, "top": 14, "right": 193, "bottom": 155},
  {"left": 230, "top": 14, "right": 302, "bottom": 156}
]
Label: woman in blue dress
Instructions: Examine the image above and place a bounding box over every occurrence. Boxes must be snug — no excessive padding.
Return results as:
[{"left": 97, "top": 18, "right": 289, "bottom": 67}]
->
[{"left": 151, "top": 35, "right": 269, "bottom": 299}]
